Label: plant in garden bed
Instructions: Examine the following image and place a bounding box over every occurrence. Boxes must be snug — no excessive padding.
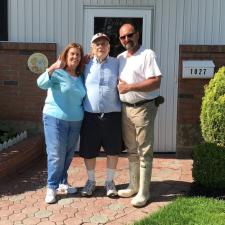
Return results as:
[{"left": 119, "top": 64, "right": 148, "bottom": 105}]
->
[
  {"left": 0, "top": 129, "right": 17, "bottom": 144},
  {"left": 200, "top": 67, "right": 225, "bottom": 147},
  {"left": 0, "top": 129, "right": 28, "bottom": 151},
  {"left": 191, "top": 143, "right": 225, "bottom": 198},
  {"left": 192, "top": 66, "right": 225, "bottom": 192}
]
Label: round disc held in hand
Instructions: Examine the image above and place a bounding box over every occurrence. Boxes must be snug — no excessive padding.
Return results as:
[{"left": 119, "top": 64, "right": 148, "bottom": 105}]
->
[{"left": 28, "top": 53, "right": 48, "bottom": 74}]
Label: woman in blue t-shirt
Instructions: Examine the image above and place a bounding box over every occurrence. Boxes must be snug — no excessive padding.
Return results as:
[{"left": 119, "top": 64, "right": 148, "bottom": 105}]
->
[{"left": 37, "top": 43, "right": 86, "bottom": 204}]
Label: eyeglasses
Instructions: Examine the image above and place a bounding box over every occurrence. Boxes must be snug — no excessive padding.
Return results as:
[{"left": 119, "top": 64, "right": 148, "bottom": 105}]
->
[{"left": 119, "top": 32, "right": 136, "bottom": 41}]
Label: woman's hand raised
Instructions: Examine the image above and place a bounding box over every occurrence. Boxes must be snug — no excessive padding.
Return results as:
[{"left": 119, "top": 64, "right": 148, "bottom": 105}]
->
[{"left": 47, "top": 56, "right": 65, "bottom": 75}]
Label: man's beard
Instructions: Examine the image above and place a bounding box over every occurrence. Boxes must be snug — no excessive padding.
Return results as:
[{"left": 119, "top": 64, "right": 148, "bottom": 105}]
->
[{"left": 124, "top": 41, "right": 135, "bottom": 50}]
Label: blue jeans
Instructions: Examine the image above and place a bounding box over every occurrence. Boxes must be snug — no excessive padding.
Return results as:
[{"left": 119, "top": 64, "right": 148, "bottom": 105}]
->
[{"left": 43, "top": 114, "right": 82, "bottom": 190}]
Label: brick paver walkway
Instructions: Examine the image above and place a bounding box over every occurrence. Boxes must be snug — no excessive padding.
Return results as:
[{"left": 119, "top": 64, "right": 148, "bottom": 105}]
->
[{"left": 0, "top": 154, "right": 193, "bottom": 225}]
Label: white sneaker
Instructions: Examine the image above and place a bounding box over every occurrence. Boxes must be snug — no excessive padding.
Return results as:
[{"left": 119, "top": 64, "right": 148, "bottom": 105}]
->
[
  {"left": 105, "top": 181, "right": 118, "bottom": 197},
  {"left": 81, "top": 180, "right": 96, "bottom": 196},
  {"left": 57, "top": 184, "right": 77, "bottom": 194},
  {"left": 45, "top": 188, "right": 56, "bottom": 204}
]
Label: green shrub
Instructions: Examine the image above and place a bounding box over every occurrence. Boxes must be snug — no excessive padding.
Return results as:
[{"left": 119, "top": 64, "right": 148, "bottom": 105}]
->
[
  {"left": 193, "top": 68, "right": 225, "bottom": 190},
  {"left": 200, "top": 67, "right": 225, "bottom": 146},
  {"left": 193, "top": 143, "right": 225, "bottom": 189}
]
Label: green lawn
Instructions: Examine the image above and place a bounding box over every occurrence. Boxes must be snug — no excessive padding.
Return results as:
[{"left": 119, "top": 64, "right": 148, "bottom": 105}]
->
[{"left": 134, "top": 197, "right": 225, "bottom": 225}]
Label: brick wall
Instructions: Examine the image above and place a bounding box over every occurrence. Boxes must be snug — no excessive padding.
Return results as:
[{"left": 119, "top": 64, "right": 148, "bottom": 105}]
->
[
  {"left": 0, "top": 134, "right": 44, "bottom": 179},
  {"left": 177, "top": 45, "right": 225, "bottom": 154},
  {"left": 0, "top": 42, "right": 56, "bottom": 134}
]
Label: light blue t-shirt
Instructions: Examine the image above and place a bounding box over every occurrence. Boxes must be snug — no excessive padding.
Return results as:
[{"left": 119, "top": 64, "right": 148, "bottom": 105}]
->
[
  {"left": 83, "top": 56, "right": 121, "bottom": 113},
  {"left": 37, "top": 69, "right": 86, "bottom": 121}
]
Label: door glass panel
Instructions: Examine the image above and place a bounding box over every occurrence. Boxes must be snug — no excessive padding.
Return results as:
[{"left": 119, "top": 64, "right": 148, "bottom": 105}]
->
[{"left": 94, "top": 17, "right": 143, "bottom": 57}]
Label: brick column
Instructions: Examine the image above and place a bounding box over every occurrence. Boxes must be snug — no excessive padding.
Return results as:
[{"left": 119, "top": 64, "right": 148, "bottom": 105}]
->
[
  {"left": 0, "top": 42, "right": 56, "bottom": 134},
  {"left": 177, "top": 45, "right": 225, "bottom": 156}
]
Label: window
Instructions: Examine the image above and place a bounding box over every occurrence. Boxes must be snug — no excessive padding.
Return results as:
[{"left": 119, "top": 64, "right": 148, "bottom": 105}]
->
[
  {"left": 0, "top": 0, "right": 8, "bottom": 41},
  {"left": 94, "top": 17, "right": 143, "bottom": 57}
]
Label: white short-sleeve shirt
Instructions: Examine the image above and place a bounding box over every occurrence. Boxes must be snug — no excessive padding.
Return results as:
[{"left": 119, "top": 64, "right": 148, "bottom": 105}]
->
[{"left": 118, "top": 46, "right": 162, "bottom": 104}]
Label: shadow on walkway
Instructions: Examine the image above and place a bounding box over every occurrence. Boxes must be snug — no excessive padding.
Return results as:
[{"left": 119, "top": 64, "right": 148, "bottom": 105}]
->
[
  {"left": 0, "top": 155, "right": 190, "bottom": 203},
  {"left": 0, "top": 154, "right": 193, "bottom": 225},
  {"left": 0, "top": 157, "right": 47, "bottom": 197}
]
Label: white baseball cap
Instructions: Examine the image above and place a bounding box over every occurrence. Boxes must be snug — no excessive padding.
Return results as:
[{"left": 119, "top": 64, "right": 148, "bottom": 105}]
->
[{"left": 91, "top": 33, "right": 110, "bottom": 43}]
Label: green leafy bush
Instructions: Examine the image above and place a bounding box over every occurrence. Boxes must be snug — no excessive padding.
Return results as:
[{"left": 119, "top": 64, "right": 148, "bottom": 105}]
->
[
  {"left": 200, "top": 66, "right": 225, "bottom": 146},
  {"left": 193, "top": 67, "right": 225, "bottom": 189},
  {"left": 193, "top": 143, "right": 225, "bottom": 189}
]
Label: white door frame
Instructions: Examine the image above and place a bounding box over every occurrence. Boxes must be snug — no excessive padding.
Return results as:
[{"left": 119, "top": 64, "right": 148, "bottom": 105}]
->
[
  {"left": 82, "top": 7, "right": 170, "bottom": 152},
  {"left": 83, "top": 8, "right": 153, "bottom": 54}
]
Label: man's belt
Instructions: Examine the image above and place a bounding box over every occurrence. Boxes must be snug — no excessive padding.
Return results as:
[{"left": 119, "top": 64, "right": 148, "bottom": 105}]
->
[
  {"left": 123, "top": 96, "right": 165, "bottom": 107},
  {"left": 123, "top": 98, "right": 155, "bottom": 107}
]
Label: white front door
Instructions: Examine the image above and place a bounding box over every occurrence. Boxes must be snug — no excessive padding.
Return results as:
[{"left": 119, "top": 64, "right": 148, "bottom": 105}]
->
[{"left": 83, "top": 7, "right": 169, "bottom": 152}]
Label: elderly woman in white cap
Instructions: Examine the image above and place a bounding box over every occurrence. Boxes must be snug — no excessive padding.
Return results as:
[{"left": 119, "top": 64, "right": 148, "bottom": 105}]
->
[{"left": 79, "top": 33, "right": 122, "bottom": 197}]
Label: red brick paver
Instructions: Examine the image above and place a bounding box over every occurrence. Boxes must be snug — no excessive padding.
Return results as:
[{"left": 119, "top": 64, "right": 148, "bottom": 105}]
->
[{"left": 0, "top": 154, "right": 193, "bottom": 225}]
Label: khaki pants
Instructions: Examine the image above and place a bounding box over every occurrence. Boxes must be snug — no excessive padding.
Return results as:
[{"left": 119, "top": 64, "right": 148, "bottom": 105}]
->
[{"left": 122, "top": 101, "right": 157, "bottom": 166}]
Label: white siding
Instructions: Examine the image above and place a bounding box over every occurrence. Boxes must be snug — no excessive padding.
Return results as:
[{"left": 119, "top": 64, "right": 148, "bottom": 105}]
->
[
  {"left": 25, "top": 0, "right": 33, "bottom": 41},
  {"left": 8, "top": 0, "right": 225, "bottom": 152},
  {"left": 8, "top": 0, "right": 82, "bottom": 52},
  {"left": 40, "top": 0, "right": 47, "bottom": 42},
  {"left": 155, "top": 0, "right": 185, "bottom": 152},
  {"left": 46, "top": 0, "right": 54, "bottom": 42},
  {"left": 9, "top": 0, "right": 225, "bottom": 48},
  {"left": 182, "top": 0, "right": 225, "bottom": 44},
  {"left": 173, "top": 0, "right": 185, "bottom": 151}
]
